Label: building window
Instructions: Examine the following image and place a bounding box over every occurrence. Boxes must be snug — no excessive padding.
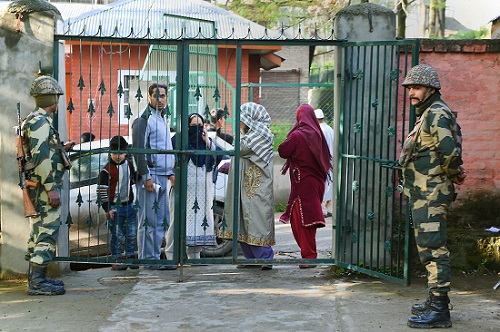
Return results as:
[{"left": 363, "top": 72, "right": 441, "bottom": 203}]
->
[{"left": 117, "top": 70, "right": 140, "bottom": 124}]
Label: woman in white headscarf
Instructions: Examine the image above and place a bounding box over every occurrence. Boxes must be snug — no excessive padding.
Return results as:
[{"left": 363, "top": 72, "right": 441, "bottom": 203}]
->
[{"left": 220, "top": 102, "right": 275, "bottom": 270}]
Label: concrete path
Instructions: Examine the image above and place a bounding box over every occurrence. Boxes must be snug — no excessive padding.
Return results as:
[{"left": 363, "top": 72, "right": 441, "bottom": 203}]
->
[
  {"left": 1, "top": 264, "right": 499, "bottom": 332},
  {"left": 1, "top": 216, "right": 499, "bottom": 331}
]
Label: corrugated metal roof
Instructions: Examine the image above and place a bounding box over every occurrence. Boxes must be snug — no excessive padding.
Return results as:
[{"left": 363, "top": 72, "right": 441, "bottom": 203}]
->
[{"left": 59, "top": 0, "right": 285, "bottom": 39}]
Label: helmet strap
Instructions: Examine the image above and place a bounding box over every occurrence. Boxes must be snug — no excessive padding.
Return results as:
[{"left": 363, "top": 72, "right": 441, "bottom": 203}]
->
[
  {"left": 35, "top": 94, "right": 58, "bottom": 108},
  {"left": 422, "top": 87, "right": 433, "bottom": 102}
]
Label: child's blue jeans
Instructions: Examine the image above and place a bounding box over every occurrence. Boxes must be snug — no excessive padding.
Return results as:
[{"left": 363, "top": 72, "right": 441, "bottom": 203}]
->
[{"left": 109, "top": 203, "right": 137, "bottom": 260}]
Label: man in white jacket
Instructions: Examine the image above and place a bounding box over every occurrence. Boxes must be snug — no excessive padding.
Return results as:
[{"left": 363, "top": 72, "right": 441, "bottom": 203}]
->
[{"left": 314, "top": 109, "right": 334, "bottom": 217}]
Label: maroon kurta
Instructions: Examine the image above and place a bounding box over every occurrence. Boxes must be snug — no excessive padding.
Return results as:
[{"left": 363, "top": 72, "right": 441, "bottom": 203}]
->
[{"left": 278, "top": 131, "right": 326, "bottom": 228}]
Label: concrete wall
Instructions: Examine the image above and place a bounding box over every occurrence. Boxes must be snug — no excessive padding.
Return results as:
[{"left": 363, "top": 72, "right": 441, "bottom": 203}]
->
[{"left": 0, "top": 7, "right": 65, "bottom": 277}]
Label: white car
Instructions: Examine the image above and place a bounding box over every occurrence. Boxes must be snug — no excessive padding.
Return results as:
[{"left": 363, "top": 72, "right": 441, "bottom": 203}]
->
[
  {"left": 68, "top": 138, "right": 117, "bottom": 257},
  {"left": 68, "top": 137, "right": 232, "bottom": 257}
]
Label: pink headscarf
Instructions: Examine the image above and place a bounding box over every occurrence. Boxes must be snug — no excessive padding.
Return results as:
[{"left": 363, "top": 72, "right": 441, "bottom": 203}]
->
[{"left": 281, "top": 104, "right": 332, "bottom": 177}]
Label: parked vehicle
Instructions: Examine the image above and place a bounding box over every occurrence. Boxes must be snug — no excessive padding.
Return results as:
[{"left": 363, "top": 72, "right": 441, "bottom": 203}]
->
[
  {"left": 200, "top": 159, "right": 233, "bottom": 257},
  {"left": 68, "top": 138, "right": 115, "bottom": 257}
]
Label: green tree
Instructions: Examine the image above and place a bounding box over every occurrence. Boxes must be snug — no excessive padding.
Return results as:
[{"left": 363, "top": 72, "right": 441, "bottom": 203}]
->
[
  {"left": 424, "top": 0, "right": 447, "bottom": 38},
  {"left": 226, "top": 0, "right": 350, "bottom": 31},
  {"left": 396, "top": 0, "right": 418, "bottom": 38}
]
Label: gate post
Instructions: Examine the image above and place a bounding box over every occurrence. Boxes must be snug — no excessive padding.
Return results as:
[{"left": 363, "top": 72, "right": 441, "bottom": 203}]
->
[{"left": 333, "top": 3, "right": 397, "bottom": 267}]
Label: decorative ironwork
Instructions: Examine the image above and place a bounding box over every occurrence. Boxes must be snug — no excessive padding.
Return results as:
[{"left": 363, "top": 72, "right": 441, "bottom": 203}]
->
[
  {"left": 63, "top": 213, "right": 72, "bottom": 229},
  {"left": 86, "top": 214, "right": 93, "bottom": 227},
  {"left": 194, "top": 86, "right": 202, "bottom": 101},
  {"left": 386, "top": 186, "right": 394, "bottom": 197},
  {"left": 390, "top": 69, "right": 400, "bottom": 81},
  {"left": 201, "top": 216, "right": 209, "bottom": 231},
  {"left": 212, "top": 87, "right": 220, "bottom": 102},
  {"left": 367, "top": 211, "right": 375, "bottom": 221},
  {"left": 99, "top": 79, "right": 106, "bottom": 95},
  {"left": 353, "top": 122, "right": 361, "bottom": 134},
  {"left": 88, "top": 100, "right": 95, "bottom": 116},
  {"left": 135, "top": 86, "right": 143, "bottom": 103},
  {"left": 353, "top": 69, "right": 364, "bottom": 80},
  {"left": 76, "top": 191, "right": 83, "bottom": 207},
  {"left": 384, "top": 241, "right": 392, "bottom": 252},
  {"left": 66, "top": 98, "right": 74, "bottom": 115},
  {"left": 152, "top": 199, "right": 159, "bottom": 213},
  {"left": 107, "top": 101, "right": 114, "bottom": 118},
  {"left": 192, "top": 198, "right": 200, "bottom": 213},
  {"left": 162, "top": 217, "right": 168, "bottom": 231},
  {"left": 77, "top": 76, "right": 85, "bottom": 91},
  {"left": 124, "top": 105, "right": 133, "bottom": 119},
  {"left": 117, "top": 81, "right": 124, "bottom": 98},
  {"left": 351, "top": 233, "right": 358, "bottom": 243},
  {"left": 142, "top": 218, "right": 150, "bottom": 231}
]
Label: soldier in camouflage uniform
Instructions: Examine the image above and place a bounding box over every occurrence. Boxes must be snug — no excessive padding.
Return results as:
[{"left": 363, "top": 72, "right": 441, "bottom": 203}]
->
[
  {"left": 399, "top": 64, "right": 466, "bottom": 328},
  {"left": 22, "top": 76, "right": 75, "bottom": 295}
]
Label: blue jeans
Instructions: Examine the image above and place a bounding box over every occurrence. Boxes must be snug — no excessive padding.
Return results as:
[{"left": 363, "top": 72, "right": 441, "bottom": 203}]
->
[{"left": 109, "top": 203, "right": 137, "bottom": 260}]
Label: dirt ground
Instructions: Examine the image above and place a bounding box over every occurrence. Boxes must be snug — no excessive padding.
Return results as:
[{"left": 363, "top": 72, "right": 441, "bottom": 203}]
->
[{"left": 0, "top": 265, "right": 499, "bottom": 332}]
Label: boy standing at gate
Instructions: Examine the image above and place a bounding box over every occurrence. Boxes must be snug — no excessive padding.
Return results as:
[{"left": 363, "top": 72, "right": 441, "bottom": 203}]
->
[{"left": 97, "top": 136, "right": 138, "bottom": 270}]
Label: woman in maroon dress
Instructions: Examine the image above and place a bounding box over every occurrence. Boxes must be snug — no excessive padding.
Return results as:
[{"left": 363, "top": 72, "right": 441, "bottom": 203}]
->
[{"left": 278, "top": 104, "right": 331, "bottom": 267}]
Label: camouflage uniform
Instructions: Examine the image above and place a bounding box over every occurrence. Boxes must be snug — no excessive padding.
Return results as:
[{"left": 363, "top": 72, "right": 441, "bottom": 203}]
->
[
  {"left": 22, "top": 107, "right": 67, "bottom": 265},
  {"left": 400, "top": 64, "right": 464, "bottom": 328},
  {"left": 22, "top": 75, "right": 68, "bottom": 296}
]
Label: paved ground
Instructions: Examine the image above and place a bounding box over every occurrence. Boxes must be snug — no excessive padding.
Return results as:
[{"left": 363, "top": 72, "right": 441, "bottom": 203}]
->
[
  {"left": 1, "top": 216, "right": 499, "bottom": 331},
  {"left": 1, "top": 265, "right": 499, "bottom": 332}
]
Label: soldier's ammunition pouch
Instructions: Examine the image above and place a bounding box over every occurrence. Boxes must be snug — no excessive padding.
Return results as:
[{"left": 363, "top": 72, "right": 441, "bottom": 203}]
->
[{"left": 399, "top": 117, "right": 424, "bottom": 167}]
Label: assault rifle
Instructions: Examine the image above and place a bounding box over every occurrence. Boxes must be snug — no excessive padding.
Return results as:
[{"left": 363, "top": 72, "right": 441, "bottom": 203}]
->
[{"left": 16, "top": 103, "right": 39, "bottom": 217}]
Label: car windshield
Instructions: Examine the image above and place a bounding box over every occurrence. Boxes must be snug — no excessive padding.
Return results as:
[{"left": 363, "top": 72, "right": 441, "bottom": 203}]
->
[{"left": 70, "top": 152, "right": 110, "bottom": 184}]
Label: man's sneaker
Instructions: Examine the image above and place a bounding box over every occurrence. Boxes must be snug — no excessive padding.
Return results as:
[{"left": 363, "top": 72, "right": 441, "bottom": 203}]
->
[
  {"left": 111, "top": 264, "right": 128, "bottom": 271},
  {"left": 127, "top": 264, "right": 140, "bottom": 270},
  {"left": 146, "top": 265, "right": 177, "bottom": 270}
]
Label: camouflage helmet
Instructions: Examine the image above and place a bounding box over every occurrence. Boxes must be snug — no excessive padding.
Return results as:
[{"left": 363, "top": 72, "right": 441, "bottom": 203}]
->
[
  {"left": 402, "top": 64, "right": 441, "bottom": 89},
  {"left": 30, "top": 76, "right": 64, "bottom": 97}
]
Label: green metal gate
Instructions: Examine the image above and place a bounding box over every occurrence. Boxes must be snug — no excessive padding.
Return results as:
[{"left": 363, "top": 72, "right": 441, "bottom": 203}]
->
[
  {"left": 333, "top": 40, "right": 419, "bottom": 285},
  {"left": 53, "top": 22, "right": 419, "bottom": 283}
]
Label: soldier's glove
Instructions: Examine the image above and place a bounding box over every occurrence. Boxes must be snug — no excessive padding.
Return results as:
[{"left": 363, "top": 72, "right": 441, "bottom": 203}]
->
[{"left": 452, "top": 166, "right": 467, "bottom": 185}]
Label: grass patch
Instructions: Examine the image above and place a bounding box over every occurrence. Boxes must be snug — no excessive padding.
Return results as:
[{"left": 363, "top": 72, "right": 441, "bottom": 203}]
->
[
  {"left": 274, "top": 202, "right": 287, "bottom": 212},
  {"left": 271, "top": 124, "right": 292, "bottom": 151}
]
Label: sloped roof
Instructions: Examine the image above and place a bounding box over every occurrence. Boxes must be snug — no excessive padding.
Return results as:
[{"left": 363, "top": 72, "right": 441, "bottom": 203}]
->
[{"left": 58, "top": 0, "right": 284, "bottom": 39}]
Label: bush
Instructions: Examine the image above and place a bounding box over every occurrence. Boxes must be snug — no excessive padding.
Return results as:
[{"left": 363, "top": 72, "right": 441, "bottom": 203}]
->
[
  {"left": 270, "top": 124, "right": 292, "bottom": 151},
  {"left": 448, "top": 189, "right": 500, "bottom": 229}
]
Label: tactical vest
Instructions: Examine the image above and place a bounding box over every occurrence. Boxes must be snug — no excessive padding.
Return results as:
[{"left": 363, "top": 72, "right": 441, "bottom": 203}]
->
[{"left": 399, "top": 101, "right": 462, "bottom": 167}]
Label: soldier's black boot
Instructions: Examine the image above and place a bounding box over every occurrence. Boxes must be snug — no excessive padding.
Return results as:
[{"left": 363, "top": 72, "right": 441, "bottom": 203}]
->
[
  {"left": 411, "top": 292, "right": 451, "bottom": 315},
  {"left": 27, "top": 264, "right": 65, "bottom": 296},
  {"left": 27, "top": 262, "right": 64, "bottom": 286},
  {"left": 411, "top": 291, "right": 432, "bottom": 315},
  {"left": 408, "top": 293, "right": 452, "bottom": 328},
  {"left": 44, "top": 275, "right": 65, "bottom": 286}
]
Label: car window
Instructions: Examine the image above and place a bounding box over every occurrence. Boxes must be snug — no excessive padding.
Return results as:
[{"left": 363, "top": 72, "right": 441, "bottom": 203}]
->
[{"left": 70, "top": 152, "right": 110, "bottom": 184}]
